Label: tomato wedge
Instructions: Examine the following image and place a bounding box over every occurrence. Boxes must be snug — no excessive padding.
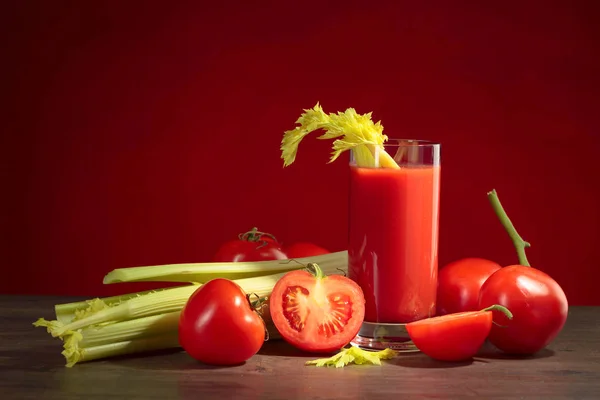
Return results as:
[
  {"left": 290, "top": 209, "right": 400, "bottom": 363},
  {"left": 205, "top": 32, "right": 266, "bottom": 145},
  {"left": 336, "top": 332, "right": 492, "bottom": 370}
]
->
[
  {"left": 269, "top": 263, "right": 365, "bottom": 353},
  {"left": 406, "top": 305, "right": 512, "bottom": 361}
]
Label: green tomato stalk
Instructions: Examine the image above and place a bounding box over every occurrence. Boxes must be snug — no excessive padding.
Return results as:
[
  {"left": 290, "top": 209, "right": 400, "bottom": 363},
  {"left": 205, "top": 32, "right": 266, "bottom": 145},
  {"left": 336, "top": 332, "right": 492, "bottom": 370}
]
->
[
  {"left": 481, "top": 304, "right": 513, "bottom": 319},
  {"left": 487, "top": 189, "right": 531, "bottom": 267},
  {"left": 305, "top": 262, "right": 327, "bottom": 280},
  {"left": 480, "top": 304, "right": 513, "bottom": 328},
  {"left": 239, "top": 227, "right": 278, "bottom": 249}
]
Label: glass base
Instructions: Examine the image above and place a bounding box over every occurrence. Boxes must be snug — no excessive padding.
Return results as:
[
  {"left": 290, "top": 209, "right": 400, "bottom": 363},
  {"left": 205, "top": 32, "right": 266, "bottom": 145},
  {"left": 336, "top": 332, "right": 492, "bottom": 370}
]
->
[{"left": 350, "top": 321, "right": 419, "bottom": 352}]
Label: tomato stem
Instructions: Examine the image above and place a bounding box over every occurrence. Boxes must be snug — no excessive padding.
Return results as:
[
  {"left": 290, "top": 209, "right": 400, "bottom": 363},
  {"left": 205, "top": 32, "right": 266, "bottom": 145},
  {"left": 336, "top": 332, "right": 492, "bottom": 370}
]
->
[
  {"left": 246, "top": 293, "right": 270, "bottom": 342},
  {"left": 487, "top": 189, "right": 531, "bottom": 267},
  {"left": 247, "top": 293, "right": 269, "bottom": 310},
  {"left": 306, "top": 263, "right": 326, "bottom": 280},
  {"left": 238, "top": 227, "right": 278, "bottom": 249},
  {"left": 481, "top": 304, "right": 513, "bottom": 320}
]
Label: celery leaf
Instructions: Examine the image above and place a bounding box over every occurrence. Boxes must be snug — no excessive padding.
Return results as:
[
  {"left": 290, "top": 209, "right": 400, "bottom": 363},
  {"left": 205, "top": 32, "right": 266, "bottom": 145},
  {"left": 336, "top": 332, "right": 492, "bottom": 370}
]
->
[
  {"left": 281, "top": 103, "right": 399, "bottom": 168},
  {"left": 305, "top": 347, "right": 397, "bottom": 368}
]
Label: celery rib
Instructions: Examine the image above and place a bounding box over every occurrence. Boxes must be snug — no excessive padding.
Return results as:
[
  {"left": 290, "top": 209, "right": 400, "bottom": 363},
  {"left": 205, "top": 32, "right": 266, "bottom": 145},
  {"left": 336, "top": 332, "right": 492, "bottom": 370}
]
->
[
  {"left": 65, "top": 333, "right": 182, "bottom": 367},
  {"left": 102, "top": 251, "right": 348, "bottom": 284},
  {"left": 78, "top": 311, "right": 181, "bottom": 348},
  {"left": 55, "top": 287, "right": 172, "bottom": 323},
  {"left": 51, "top": 285, "right": 200, "bottom": 337}
]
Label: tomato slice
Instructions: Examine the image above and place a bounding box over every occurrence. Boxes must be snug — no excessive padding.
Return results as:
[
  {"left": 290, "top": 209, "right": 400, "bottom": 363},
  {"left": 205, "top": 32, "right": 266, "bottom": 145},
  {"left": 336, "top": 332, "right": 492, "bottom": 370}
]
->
[
  {"left": 406, "top": 308, "right": 495, "bottom": 361},
  {"left": 269, "top": 263, "right": 365, "bottom": 353}
]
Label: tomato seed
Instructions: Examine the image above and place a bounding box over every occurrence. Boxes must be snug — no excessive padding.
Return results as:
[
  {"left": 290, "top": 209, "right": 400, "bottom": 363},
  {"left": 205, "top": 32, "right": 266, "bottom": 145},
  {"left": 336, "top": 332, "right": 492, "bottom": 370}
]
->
[{"left": 282, "top": 286, "right": 310, "bottom": 332}]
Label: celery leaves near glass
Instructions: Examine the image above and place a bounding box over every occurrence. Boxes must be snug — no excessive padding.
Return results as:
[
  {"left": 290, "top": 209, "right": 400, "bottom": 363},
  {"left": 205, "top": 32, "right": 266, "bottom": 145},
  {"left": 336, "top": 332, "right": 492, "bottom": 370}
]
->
[{"left": 281, "top": 102, "right": 399, "bottom": 169}]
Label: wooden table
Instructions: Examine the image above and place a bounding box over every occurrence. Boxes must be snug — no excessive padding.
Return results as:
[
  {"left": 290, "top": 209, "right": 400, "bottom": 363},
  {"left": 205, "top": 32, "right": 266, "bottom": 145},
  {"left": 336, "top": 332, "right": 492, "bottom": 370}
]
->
[{"left": 2, "top": 295, "right": 600, "bottom": 399}]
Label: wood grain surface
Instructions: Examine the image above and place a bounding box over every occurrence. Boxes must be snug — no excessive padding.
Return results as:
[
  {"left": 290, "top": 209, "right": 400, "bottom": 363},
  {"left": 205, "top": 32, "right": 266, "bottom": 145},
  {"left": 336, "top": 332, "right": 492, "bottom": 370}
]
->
[{"left": 1, "top": 295, "right": 599, "bottom": 399}]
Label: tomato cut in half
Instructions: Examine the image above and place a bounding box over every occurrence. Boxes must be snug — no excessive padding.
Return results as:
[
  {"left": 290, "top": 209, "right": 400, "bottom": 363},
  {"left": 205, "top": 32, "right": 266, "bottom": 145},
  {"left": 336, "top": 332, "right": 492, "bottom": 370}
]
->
[
  {"left": 406, "top": 305, "right": 512, "bottom": 362},
  {"left": 269, "top": 263, "right": 365, "bottom": 353}
]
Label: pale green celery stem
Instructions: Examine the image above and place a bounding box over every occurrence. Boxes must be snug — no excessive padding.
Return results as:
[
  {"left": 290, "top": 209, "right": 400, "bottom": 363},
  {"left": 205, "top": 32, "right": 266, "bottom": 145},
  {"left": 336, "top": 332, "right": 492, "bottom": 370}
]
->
[
  {"left": 78, "top": 311, "right": 181, "bottom": 348},
  {"left": 54, "top": 287, "right": 174, "bottom": 324},
  {"left": 365, "top": 143, "right": 400, "bottom": 169},
  {"left": 102, "top": 251, "right": 348, "bottom": 284},
  {"left": 74, "top": 333, "right": 181, "bottom": 365},
  {"left": 54, "top": 285, "right": 200, "bottom": 336}
]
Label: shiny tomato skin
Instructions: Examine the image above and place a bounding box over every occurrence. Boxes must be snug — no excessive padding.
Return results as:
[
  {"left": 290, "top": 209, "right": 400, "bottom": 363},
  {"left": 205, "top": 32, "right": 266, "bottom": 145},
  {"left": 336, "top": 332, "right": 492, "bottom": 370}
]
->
[
  {"left": 436, "top": 258, "right": 502, "bottom": 315},
  {"left": 284, "top": 242, "right": 330, "bottom": 259},
  {"left": 212, "top": 240, "right": 288, "bottom": 262},
  {"left": 478, "top": 265, "right": 568, "bottom": 355},
  {"left": 269, "top": 269, "right": 365, "bottom": 353},
  {"left": 406, "top": 310, "right": 493, "bottom": 361},
  {"left": 178, "top": 278, "right": 265, "bottom": 365}
]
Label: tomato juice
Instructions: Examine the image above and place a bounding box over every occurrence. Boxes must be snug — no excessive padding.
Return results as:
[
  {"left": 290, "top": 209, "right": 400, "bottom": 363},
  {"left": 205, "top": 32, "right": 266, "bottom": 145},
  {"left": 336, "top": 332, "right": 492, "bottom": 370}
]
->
[{"left": 348, "top": 162, "right": 441, "bottom": 324}]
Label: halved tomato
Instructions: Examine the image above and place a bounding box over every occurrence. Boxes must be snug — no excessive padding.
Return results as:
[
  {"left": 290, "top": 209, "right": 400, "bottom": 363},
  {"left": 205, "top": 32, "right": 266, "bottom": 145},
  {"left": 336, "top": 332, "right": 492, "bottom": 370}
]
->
[
  {"left": 269, "top": 263, "right": 365, "bottom": 353},
  {"left": 406, "top": 305, "right": 512, "bottom": 361}
]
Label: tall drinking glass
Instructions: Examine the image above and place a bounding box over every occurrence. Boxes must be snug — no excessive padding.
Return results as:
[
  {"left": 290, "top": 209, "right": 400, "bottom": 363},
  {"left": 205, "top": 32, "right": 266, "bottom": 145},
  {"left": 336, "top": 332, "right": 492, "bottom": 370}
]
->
[{"left": 348, "top": 139, "right": 441, "bottom": 351}]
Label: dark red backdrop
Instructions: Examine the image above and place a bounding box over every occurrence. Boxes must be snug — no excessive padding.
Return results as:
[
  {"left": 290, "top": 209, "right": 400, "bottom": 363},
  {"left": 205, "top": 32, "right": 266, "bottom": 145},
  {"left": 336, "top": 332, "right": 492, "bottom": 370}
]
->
[{"left": 2, "top": 1, "right": 599, "bottom": 304}]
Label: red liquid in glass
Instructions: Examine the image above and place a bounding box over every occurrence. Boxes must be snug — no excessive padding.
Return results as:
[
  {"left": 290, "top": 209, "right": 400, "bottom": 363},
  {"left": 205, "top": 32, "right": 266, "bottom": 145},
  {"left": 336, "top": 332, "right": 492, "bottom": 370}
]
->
[{"left": 348, "top": 164, "right": 441, "bottom": 323}]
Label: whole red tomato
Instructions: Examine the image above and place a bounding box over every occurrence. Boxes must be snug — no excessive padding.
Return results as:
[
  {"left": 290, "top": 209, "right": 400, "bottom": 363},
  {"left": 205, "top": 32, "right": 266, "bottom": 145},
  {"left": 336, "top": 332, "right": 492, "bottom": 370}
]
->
[
  {"left": 178, "top": 278, "right": 266, "bottom": 365},
  {"left": 284, "top": 242, "right": 330, "bottom": 259},
  {"left": 436, "top": 258, "right": 501, "bottom": 315},
  {"left": 478, "top": 189, "right": 569, "bottom": 355},
  {"left": 478, "top": 265, "right": 568, "bottom": 354},
  {"left": 213, "top": 227, "right": 288, "bottom": 262},
  {"left": 269, "top": 262, "right": 365, "bottom": 353}
]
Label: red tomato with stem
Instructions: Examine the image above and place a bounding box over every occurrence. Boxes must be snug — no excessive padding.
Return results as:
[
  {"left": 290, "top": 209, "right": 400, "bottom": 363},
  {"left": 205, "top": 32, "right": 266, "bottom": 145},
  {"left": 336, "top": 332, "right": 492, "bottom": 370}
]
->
[
  {"left": 284, "top": 242, "right": 330, "bottom": 259},
  {"left": 213, "top": 227, "right": 288, "bottom": 262},
  {"left": 436, "top": 257, "right": 501, "bottom": 315},
  {"left": 269, "top": 263, "right": 365, "bottom": 353},
  {"left": 178, "top": 278, "right": 266, "bottom": 365},
  {"left": 479, "top": 265, "right": 568, "bottom": 354},
  {"left": 406, "top": 305, "right": 513, "bottom": 362},
  {"left": 478, "top": 189, "right": 569, "bottom": 355}
]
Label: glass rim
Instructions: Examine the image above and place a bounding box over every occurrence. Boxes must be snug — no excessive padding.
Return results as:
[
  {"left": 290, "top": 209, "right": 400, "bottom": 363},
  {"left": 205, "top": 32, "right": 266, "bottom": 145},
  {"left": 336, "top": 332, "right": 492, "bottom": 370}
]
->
[{"left": 382, "top": 138, "right": 440, "bottom": 147}]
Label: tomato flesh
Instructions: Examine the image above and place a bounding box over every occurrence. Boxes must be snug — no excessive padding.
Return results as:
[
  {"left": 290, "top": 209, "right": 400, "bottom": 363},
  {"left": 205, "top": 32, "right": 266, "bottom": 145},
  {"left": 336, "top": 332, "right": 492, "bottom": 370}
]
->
[
  {"left": 270, "top": 269, "right": 365, "bottom": 353},
  {"left": 282, "top": 286, "right": 310, "bottom": 332},
  {"left": 282, "top": 285, "right": 353, "bottom": 337},
  {"left": 406, "top": 311, "right": 493, "bottom": 361}
]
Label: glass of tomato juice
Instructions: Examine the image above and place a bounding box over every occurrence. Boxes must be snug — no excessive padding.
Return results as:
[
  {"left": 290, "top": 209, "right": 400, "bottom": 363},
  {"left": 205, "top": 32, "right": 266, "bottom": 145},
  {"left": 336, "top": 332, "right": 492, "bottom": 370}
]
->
[{"left": 348, "top": 139, "right": 441, "bottom": 351}]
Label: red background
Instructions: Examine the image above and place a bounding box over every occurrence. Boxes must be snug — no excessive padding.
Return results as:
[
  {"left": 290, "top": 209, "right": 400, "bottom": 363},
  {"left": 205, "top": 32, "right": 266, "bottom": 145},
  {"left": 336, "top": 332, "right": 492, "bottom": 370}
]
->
[{"left": 2, "top": 1, "right": 599, "bottom": 304}]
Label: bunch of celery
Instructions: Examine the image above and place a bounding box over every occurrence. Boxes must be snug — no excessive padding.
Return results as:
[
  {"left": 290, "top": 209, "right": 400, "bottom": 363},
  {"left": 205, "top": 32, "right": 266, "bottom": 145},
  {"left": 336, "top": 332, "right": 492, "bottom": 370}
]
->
[{"left": 34, "top": 251, "right": 349, "bottom": 367}]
